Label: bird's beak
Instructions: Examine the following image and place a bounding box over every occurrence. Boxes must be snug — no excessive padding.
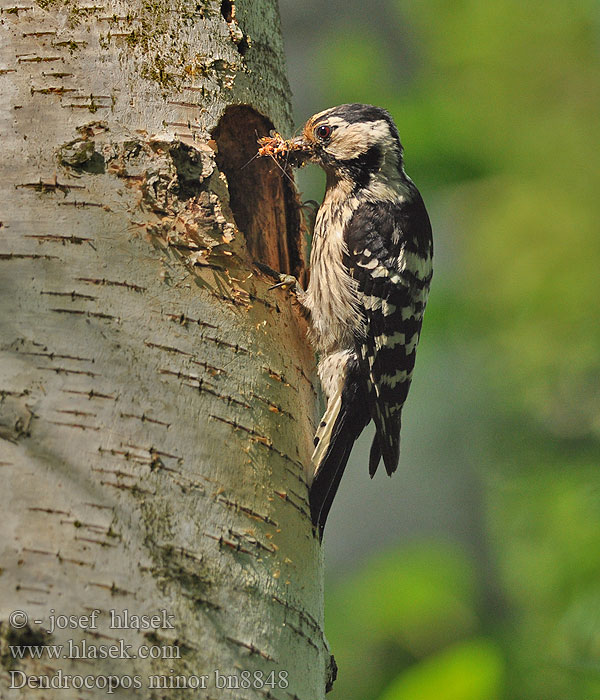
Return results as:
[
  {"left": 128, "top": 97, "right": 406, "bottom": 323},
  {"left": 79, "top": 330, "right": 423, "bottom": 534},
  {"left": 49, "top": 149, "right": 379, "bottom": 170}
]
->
[
  {"left": 289, "top": 136, "right": 307, "bottom": 148},
  {"left": 286, "top": 136, "right": 312, "bottom": 166}
]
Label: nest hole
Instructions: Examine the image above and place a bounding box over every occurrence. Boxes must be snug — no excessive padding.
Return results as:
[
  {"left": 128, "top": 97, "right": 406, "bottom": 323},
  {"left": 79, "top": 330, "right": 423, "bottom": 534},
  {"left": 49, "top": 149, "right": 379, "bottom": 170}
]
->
[
  {"left": 212, "top": 105, "right": 303, "bottom": 278},
  {"left": 220, "top": 0, "right": 233, "bottom": 22}
]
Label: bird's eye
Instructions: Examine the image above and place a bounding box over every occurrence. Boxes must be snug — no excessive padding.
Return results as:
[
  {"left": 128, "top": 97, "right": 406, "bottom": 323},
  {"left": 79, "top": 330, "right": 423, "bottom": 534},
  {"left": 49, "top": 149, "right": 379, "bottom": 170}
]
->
[{"left": 315, "top": 124, "right": 332, "bottom": 141}]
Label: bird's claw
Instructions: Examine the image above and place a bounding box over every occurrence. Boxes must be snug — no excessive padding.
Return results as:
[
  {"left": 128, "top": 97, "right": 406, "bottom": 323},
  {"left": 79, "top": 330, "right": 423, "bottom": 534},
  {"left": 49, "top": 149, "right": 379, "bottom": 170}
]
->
[{"left": 269, "top": 274, "right": 299, "bottom": 293}]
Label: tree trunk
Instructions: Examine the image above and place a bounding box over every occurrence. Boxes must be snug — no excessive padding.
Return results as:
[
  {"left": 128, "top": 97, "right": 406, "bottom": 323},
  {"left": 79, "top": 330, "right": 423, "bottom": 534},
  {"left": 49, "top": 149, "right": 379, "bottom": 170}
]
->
[{"left": 0, "top": 1, "right": 331, "bottom": 698}]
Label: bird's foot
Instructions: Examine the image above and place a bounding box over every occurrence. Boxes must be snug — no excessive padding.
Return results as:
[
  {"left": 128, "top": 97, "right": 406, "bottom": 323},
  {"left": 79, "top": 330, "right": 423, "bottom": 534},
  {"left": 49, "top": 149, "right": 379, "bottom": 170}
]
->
[
  {"left": 254, "top": 262, "right": 307, "bottom": 311},
  {"left": 269, "top": 273, "right": 300, "bottom": 294}
]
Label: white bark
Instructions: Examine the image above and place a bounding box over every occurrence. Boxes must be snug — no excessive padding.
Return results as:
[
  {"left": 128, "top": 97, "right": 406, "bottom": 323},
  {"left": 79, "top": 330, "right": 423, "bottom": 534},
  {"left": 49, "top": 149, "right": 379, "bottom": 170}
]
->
[{"left": 0, "top": 1, "right": 331, "bottom": 698}]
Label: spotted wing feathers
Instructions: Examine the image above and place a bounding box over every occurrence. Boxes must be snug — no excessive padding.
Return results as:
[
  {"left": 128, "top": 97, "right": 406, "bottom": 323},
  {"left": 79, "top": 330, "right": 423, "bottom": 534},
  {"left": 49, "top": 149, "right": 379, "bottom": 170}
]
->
[{"left": 344, "top": 188, "right": 433, "bottom": 476}]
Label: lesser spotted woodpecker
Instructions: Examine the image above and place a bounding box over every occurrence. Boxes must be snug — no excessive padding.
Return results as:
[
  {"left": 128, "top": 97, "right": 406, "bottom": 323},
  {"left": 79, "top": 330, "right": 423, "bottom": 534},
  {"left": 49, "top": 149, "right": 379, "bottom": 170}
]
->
[{"left": 261, "top": 104, "right": 433, "bottom": 538}]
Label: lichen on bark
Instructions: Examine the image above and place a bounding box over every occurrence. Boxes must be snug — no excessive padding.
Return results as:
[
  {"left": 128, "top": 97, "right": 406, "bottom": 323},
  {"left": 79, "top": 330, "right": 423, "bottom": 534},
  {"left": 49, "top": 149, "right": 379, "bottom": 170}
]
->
[{"left": 0, "top": 0, "right": 331, "bottom": 698}]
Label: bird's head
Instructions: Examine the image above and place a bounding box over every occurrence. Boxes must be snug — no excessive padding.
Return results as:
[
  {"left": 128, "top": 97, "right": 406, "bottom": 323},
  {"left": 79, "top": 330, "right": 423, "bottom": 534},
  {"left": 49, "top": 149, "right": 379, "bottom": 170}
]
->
[{"left": 289, "top": 103, "right": 404, "bottom": 188}]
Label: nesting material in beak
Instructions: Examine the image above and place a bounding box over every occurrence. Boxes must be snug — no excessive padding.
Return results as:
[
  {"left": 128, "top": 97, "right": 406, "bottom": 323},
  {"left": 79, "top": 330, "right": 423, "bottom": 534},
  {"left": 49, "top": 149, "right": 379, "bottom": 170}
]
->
[{"left": 257, "top": 131, "right": 312, "bottom": 168}]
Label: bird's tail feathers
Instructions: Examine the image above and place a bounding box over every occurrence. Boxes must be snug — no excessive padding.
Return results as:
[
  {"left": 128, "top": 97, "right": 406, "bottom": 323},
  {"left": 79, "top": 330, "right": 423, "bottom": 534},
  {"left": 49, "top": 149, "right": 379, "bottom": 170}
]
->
[
  {"left": 368, "top": 438, "right": 381, "bottom": 477},
  {"left": 310, "top": 429, "right": 356, "bottom": 540},
  {"left": 310, "top": 356, "right": 368, "bottom": 538},
  {"left": 311, "top": 389, "right": 343, "bottom": 478},
  {"left": 368, "top": 413, "right": 401, "bottom": 477}
]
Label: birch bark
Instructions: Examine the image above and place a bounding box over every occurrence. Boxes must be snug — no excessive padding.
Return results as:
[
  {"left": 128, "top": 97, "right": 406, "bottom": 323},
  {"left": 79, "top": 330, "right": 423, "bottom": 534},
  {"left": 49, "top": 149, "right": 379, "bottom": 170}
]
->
[{"left": 0, "top": 1, "right": 330, "bottom": 697}]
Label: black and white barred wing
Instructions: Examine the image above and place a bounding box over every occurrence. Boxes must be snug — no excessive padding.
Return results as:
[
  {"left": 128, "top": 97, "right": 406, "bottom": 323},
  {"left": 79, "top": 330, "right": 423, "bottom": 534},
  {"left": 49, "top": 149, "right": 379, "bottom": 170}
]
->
[{"left": 345, "top": 195, "right": 433, "bottom": 477}]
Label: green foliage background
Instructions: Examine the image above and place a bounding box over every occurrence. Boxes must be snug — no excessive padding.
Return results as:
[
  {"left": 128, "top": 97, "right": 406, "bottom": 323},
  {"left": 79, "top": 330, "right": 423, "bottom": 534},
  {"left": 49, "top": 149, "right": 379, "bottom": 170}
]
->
[{"left": 279, "top": 1, "right": 600, "bottom": 698}]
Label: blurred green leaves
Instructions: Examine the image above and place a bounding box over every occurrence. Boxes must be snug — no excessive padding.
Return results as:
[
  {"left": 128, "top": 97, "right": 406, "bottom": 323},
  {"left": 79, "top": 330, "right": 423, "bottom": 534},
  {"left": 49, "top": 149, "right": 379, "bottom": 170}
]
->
[
  {"left": 326, "top": 541, "right": 484, "bottom": 699},
  {"left": 330, "top": 541, "right": 478, "bottom": 653},
  {"left": 316, "top": 27, "right": 393, "bottom": 107},
  {"left": 379, "top": 639, "right": 504, "bottom": 700},
  {"left": 309, "top": 0, "right": 600, "bottom": 699},
  {"left": 387, "top": 0, "right": 600, "bottom": 438}
]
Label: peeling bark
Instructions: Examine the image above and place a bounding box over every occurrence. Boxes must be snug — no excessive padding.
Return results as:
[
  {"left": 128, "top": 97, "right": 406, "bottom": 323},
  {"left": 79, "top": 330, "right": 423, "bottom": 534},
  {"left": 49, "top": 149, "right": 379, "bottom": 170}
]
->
[{"left": 0, "top": 1, "right": 329, "bottom": 698}]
